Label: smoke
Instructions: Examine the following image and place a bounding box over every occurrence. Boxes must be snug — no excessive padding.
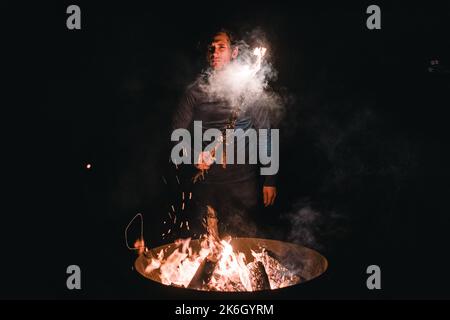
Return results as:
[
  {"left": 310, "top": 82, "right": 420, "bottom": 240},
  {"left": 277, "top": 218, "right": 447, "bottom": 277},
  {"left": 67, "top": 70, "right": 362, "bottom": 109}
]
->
[
  {"left": 283, "top": 199, "right": 349, "bottom": 252},
  {"left": 221, "top": 210, "right": 258, "bottom": 238},
  {"left": 198, "top": 31, "right": 285, "bottom": 125}
]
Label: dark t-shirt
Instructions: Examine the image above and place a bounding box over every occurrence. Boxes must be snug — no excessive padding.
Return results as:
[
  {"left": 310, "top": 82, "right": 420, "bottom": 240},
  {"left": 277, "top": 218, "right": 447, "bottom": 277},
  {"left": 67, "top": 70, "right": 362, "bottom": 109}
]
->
[{"left": 172, "top": 77, "right": 277, "bottom": 186}]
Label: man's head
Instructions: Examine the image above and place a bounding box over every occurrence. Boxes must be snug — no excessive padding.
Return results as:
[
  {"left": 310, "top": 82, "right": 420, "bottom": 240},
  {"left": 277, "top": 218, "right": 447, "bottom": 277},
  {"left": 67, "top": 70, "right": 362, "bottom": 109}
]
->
[{"left": 207, "top": 30, "right": 239, "bottom": 70}]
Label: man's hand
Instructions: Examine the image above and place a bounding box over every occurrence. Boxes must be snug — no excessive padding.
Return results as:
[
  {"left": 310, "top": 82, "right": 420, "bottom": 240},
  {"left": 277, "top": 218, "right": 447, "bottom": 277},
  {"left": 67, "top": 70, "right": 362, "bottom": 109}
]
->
[
  {"left": 263, "top": 186, "right": 277, "bottom": 207},
  {"left": 195, "top": 151, "right": 215, "bottom": 170}
]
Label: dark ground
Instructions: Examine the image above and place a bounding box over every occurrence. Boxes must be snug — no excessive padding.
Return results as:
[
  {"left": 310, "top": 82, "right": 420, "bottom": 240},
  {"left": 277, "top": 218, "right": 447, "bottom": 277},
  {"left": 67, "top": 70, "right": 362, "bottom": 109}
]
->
[{"left": 2, "top": 1, "right": 450, "bottom": 299}]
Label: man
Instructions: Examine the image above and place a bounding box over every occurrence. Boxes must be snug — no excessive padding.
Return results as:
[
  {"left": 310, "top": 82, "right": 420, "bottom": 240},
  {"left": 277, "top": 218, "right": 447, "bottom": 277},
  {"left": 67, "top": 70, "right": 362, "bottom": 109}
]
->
[{"left": 171, "top": 30, "right": 277, "bottom": 237}]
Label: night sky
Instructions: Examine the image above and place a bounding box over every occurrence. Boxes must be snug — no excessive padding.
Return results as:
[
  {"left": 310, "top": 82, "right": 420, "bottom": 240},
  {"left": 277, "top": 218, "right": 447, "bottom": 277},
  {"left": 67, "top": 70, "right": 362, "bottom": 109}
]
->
[{"left": 3, "top": 1, "right": 450, "bottom": 299}]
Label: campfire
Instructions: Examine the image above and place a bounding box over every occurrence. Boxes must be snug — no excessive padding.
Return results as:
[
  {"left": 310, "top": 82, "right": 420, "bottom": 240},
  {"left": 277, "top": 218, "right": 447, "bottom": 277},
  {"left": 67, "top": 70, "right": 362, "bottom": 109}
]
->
[
  {"left": 132, "top": 208, "right": 327, "bottom": 292},
  {"left": 126, "top": 44, "right": 326, "bottom": 292}
]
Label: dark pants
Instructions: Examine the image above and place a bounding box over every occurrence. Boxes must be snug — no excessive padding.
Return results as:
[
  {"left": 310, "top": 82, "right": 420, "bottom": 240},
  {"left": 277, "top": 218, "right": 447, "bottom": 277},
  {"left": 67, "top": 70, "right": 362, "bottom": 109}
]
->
[{"left": 191, "top": 178, "right": 261, "bottom": 238}]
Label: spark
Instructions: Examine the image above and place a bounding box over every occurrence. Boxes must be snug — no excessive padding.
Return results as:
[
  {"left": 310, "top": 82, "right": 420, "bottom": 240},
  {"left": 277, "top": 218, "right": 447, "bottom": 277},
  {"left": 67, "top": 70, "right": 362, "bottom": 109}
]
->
[
  {"left": 182, "top": 202, "right": 185, "bottom": 211},
  {"left": 171, "top": 205, "right": 175, "bottom": 213},
  {"left": 182, "top": 192, "right": 185, "bottom": 200},
  {"left": 189, "top": 192, "right": 192, "bottom": 200},
  {"left": 168, "top": 229, "right": 171, "bottom": 234},
  {"left": 180, "top": 222, "right": 184, "bottom": 229},
  {"left": 186, "top": 221, "right": 190, "bottom": 230},
  {"left": 85, "top": 163, "right": 92, "bottom": 170}
]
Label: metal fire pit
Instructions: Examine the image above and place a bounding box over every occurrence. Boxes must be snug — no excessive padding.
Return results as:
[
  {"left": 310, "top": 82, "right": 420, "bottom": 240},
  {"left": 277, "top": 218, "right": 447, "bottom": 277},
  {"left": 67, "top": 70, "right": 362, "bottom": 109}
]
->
[{"left": 135, "top": 237, "right": 328, "bottom": 291}]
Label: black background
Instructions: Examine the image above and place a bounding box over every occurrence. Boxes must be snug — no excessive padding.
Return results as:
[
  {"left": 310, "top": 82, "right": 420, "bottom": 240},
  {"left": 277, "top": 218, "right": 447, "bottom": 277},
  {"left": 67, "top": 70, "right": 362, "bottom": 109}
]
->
[{"left": 3, "top": 1, "right": 450, "bottom": 299}]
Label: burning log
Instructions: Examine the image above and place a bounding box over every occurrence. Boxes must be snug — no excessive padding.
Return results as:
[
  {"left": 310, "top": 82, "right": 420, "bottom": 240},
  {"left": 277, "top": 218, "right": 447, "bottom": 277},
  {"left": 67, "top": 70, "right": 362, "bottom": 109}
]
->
[
  {"left": 187, "top": 256, "right": 218, "bottom": 290},
  {"left": 263, "top": 248, "right": 284, "bottom": 263},
  {"left": 205, "top": 205, "right": 220, "bottom": 242},
  {"left": 250, "top": 261, "right": 271, "bottom": 291},
  {"left": 143, "top": 247, "right": 157, "bottom": 260},
  {"left": 135, "top": 237, "right": 328, "bottom": 291},
  {"left": 188, "top": 206, "right": 222, "bottom": 290}
]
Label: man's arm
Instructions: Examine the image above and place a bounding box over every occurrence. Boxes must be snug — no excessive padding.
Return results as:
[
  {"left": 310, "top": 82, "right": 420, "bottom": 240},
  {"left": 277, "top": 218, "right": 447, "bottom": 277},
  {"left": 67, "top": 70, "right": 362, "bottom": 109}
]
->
[
  {"left": 250, "top": 96, "right": 279, "bottom": 206},
  {"left": 171, "top": 87, "right": 195, "bottom": 131},
  {"left": 171, "top": 85, "right": 209, "bottom": 171}
]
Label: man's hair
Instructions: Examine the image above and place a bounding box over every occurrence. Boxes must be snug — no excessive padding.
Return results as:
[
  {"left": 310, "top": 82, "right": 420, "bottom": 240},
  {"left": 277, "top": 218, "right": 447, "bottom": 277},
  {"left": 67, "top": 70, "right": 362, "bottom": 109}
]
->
[
  {"left": 199, "top": 27, "right": 238, "bottom": 50},
  {"left": 211, "top": 28, "right": 237, "bottom": 47}
]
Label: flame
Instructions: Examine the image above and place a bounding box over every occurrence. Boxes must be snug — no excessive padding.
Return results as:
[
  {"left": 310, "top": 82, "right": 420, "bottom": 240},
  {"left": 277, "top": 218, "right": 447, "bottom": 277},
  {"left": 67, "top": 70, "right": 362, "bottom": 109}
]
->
[
  {"left": 140, "top": 232, "right": 300, "bottom": 291},
  {"left": 204, "top": 46, "right": 268, "bottom": 104},
  {"left": 253, "top": 47, "right": 267, "bottom": 72},
  {"left": 229, "top": 46, "right": 267, "bottom": 85}
]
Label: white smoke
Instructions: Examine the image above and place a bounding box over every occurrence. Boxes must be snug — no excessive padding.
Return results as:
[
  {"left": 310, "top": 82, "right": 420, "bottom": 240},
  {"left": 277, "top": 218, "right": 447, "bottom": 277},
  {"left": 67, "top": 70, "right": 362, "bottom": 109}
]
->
[
  {"left": 199, "top": 37, "right": 282, "bottom": 118},
  {"left": 283, "top": 199, "right": 350, "bottom": 253}
]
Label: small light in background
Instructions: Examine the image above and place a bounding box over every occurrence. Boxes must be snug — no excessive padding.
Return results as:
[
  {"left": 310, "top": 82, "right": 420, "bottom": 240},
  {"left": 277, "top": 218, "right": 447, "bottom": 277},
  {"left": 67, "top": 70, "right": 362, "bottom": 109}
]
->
[{"left": 86, "top": 163, "right": 92, "bottom": 170}]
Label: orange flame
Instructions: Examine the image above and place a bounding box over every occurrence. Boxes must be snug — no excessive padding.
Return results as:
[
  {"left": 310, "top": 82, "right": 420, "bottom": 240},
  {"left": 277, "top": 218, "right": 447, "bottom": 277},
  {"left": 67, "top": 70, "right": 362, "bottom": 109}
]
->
[{"left": 140, "top": 233, "right": 299, "bottom": 291}]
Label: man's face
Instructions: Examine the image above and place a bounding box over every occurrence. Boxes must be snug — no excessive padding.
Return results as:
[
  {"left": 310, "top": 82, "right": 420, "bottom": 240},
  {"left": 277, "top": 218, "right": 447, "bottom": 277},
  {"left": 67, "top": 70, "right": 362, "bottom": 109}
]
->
[{"left": 207, "top": 32, "right": 237, "bottom": 70}]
